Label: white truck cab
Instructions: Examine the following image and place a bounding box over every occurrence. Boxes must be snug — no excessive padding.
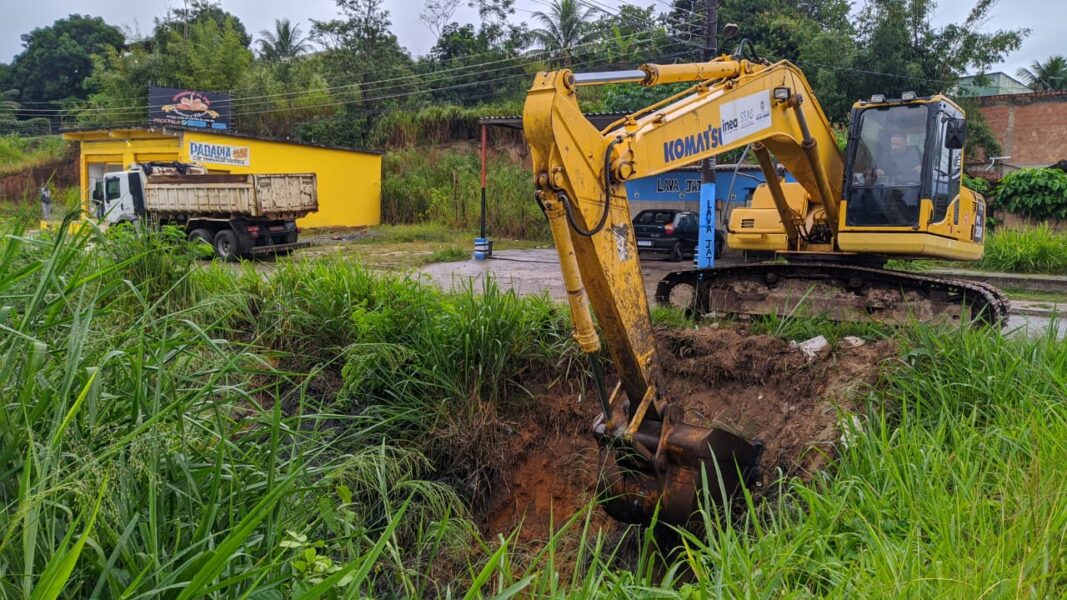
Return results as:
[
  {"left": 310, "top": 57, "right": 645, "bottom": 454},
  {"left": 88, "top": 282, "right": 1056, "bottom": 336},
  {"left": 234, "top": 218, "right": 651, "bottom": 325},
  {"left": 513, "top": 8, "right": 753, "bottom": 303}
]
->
[{"left": 92, "top": 163, "right": 207, "bottom": 224}]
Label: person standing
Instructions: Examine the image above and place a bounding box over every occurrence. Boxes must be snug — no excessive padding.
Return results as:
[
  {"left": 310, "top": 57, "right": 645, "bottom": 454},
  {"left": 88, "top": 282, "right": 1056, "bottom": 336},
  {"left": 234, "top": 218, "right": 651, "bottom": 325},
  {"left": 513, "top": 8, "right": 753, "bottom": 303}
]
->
[{"left": 39, "top": 185, "right": 53, "bottom": 220}]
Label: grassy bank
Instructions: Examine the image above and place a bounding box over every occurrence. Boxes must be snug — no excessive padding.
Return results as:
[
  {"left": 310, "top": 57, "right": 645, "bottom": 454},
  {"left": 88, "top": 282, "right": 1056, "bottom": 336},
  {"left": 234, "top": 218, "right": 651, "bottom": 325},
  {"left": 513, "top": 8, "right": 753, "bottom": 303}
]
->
[
  {"left": 0, "top": 135, "right": 68, "bottom": 178},
  {"left": 1, "top": 218, "right": 1064, "bottom": 597}
]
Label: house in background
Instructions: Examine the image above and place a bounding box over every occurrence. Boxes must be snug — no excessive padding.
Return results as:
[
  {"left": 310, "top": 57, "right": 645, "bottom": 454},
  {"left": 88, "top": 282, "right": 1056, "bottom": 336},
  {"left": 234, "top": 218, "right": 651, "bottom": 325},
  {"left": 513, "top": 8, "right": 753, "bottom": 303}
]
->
[{"left": 957, "top": 72, "right": 1032, "bottom": 97}]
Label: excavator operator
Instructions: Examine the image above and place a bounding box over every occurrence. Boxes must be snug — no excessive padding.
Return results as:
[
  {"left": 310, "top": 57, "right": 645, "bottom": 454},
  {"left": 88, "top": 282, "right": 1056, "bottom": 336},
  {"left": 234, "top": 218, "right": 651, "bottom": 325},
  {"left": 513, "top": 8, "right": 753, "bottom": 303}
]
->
[{"left": 876, "top": 133, "right": 923, "bottom": 185}]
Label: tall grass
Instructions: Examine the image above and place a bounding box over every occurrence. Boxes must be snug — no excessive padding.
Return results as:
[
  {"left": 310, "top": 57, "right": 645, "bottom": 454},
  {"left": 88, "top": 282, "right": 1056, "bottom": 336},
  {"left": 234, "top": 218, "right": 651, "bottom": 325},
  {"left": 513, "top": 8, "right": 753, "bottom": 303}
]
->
[
  {"left": 4, "top": 215, "right": 1064, "bottom": 597},
  {"left": 0, "top": 135, "right": 68, "bottom": 178},
  {"left": 976, "top": 225, "right": 1067, "bottom": 274},
  {"left": 0, "top": 219, "right": 579, "bottom": 597},
  {"left": 382, "top": 147, "right": 549, "bottom": 240}
]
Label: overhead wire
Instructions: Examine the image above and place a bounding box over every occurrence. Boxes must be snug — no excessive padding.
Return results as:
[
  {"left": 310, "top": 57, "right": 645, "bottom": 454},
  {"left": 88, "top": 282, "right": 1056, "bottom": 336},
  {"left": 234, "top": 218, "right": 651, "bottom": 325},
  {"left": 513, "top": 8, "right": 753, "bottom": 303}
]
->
[
  {"left": 46, "top": 45, "right": 695, "bottom": 131},
  {"left": 12, "top": 22, "right": 684, "bottom": 118}
]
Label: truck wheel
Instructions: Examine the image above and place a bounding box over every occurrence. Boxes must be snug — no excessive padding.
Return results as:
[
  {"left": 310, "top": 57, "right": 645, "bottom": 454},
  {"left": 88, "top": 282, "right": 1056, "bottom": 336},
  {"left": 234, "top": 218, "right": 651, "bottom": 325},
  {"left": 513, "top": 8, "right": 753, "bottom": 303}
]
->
[
  {"left": 188, "top": 229, "right": 215, "bottom": 260},
  {"left": 669, "top": 242, "right": 684, "bottom": 262},
  {"left": 213, "top": 230, "right": 240, "bottom": 262}
]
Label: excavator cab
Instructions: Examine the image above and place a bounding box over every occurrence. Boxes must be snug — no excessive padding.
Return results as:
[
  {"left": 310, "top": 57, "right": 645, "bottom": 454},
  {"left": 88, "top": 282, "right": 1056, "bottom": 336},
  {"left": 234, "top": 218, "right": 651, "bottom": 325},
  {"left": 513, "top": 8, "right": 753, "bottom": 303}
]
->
[{"left": 837, "top": 95, "right": 984, "bottom": 260}]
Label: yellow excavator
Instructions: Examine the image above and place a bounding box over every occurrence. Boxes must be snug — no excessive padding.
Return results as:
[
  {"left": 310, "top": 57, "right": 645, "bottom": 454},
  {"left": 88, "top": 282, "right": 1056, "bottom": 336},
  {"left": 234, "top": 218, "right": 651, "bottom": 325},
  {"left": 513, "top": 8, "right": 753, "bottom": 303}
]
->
[{"left": 523, "top": 49, "right": 1008, "bottom": 524}]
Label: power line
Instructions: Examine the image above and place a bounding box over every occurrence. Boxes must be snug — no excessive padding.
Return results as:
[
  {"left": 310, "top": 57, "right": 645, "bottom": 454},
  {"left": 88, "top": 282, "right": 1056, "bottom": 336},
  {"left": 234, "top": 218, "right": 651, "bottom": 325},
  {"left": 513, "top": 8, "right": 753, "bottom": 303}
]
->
[
  {"left": 54, "top": 44, "right": 694, "bottom": 131},
  {"left": 12, "top": 23, "right": 679, "bottom": 118}
]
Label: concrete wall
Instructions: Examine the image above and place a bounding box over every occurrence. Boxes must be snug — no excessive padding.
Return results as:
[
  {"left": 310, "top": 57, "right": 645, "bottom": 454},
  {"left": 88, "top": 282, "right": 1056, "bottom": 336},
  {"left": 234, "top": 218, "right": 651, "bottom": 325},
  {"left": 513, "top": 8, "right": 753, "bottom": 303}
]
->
[
  {"left": 999, "top": 211, "right": 1067, "bottom": 233},
  {"left": 977, "top": 91, "right": 1067, "bottom": 170}
]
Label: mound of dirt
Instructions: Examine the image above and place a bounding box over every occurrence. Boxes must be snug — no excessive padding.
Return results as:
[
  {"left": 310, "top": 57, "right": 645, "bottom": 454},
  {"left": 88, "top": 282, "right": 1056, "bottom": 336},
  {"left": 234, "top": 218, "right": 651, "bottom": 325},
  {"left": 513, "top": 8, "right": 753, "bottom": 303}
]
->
[{"left": 481, "top": 325, "right": 896, "bottom": 545}]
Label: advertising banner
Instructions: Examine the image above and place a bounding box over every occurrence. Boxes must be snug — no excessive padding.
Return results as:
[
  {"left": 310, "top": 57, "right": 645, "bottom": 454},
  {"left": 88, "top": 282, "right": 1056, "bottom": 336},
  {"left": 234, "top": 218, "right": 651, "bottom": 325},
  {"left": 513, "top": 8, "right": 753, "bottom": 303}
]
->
[
  {"left": 188, "top": 141, "right": 250, "bottom": 167},
  {"left": 150, "top": 86, "right": 231, "bottom": 130}
]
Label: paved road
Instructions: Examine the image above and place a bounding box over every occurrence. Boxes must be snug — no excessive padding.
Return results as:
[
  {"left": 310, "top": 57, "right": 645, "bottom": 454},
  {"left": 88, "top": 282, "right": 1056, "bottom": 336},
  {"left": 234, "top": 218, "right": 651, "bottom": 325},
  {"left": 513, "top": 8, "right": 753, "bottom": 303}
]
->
[{"left": 420, "top": 249, "right": 1066, "bottom": 339}]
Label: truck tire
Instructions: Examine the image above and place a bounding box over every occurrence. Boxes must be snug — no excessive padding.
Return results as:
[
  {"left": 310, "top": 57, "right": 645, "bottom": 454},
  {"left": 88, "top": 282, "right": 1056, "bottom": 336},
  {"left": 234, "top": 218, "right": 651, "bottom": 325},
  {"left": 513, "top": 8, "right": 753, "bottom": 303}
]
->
[
  {"left": 188, "top": 229, "right": 215, "bottom": 260},
  {"left": 213, "top": 229, "right": 240, "bottom": 262}
]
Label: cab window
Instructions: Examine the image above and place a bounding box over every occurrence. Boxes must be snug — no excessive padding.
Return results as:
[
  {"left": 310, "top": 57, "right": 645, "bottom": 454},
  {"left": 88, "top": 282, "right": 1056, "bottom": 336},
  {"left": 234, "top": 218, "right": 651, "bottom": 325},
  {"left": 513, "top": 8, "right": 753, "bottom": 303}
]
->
[
  {"left": 105, "top": 177, "right": 122, "bottom": 201},
  {"left": 846, "top": 104, "right": 929, "bottom": 227},
  {"left": 930, "top": 111, "right": 961, "bottom": 224}
]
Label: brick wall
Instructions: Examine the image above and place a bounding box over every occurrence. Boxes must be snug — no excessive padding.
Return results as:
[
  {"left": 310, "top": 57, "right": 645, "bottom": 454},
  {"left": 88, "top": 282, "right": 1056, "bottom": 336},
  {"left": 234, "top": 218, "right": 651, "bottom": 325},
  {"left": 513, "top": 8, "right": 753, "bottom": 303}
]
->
[{"left": 977, "top": 91, "right": 1067, "bottom": 169}]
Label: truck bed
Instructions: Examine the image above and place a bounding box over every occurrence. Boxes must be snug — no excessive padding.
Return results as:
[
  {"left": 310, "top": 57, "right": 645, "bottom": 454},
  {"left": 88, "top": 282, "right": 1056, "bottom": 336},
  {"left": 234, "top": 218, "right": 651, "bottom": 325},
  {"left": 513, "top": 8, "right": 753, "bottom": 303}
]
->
[{"left": 144, "top": 173, "right": 318, "bottom": 220}]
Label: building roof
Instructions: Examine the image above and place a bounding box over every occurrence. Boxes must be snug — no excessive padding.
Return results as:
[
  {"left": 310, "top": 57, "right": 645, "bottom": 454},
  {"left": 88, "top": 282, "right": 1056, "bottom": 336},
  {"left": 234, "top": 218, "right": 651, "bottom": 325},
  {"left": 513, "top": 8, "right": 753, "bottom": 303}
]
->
[
  {"left": 61, "top": 126, "right": 381, "bottom": 156},
  {"left": 958, "top": 72, "right": 1031, "bottom": 97},
  {"left": 479, "top": 112, "right": 631, "bottom": 131}
]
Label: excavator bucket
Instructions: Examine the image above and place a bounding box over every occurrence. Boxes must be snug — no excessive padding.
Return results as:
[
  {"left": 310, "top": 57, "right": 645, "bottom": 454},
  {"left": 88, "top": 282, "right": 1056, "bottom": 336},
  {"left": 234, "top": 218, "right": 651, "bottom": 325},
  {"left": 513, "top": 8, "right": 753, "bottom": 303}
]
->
[{"left": 593, "top": 414, "right": 763, "bottom": 525}]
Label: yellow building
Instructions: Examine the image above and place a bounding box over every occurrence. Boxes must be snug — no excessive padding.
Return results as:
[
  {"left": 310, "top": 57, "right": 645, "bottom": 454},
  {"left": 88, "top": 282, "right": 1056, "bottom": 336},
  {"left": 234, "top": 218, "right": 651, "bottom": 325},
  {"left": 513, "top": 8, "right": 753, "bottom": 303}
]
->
[{"left": 63, "top": 128, "right": 381, "bottom": 229}]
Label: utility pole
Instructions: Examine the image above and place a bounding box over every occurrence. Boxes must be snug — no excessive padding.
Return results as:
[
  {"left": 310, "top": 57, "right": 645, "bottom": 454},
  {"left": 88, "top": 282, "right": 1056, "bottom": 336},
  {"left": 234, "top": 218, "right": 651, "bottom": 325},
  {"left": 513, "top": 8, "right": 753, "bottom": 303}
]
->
[
  {"left": 698, "top": 0, "right": 719, "bottom": 268},
  {"left": 701, "top": 0, "right": 719, "bottom": 186}
]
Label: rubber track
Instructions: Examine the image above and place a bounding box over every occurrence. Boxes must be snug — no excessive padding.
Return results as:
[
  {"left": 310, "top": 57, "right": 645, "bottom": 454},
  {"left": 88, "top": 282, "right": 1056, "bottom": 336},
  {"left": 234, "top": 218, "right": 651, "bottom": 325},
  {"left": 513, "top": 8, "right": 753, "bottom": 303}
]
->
[{"left": 654, "top": 263, "right": 1012, "bottom": 327}]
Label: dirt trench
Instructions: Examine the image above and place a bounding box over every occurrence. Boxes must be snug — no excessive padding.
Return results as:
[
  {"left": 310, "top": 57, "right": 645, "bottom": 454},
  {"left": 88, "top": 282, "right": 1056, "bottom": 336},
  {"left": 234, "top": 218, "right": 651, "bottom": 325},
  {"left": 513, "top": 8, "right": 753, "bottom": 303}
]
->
[{"left": 481, "top": 325, "right": 896, "bottom": 547}]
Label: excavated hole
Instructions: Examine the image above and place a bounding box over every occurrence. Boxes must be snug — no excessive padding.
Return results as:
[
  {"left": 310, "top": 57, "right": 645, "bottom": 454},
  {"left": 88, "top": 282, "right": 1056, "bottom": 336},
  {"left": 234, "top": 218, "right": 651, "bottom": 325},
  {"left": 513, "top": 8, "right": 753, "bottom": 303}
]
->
[{"left": 479, "top": 325, "right": 896, "bottom": 552}]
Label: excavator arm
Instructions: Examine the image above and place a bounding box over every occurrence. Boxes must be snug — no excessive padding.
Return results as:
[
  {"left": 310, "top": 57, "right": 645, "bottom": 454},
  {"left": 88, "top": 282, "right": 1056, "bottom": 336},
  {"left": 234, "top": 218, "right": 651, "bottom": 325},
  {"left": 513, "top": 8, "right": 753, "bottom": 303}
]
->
[{"left": 523, "top": 56, "right": 846, "bottom": 524}]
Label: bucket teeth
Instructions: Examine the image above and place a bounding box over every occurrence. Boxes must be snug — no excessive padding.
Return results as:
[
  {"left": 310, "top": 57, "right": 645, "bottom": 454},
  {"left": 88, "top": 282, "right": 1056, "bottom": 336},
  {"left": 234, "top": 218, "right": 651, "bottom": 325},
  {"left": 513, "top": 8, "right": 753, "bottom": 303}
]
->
[{"left": 594, "top": 415, "right": 763, "bottom": 525}]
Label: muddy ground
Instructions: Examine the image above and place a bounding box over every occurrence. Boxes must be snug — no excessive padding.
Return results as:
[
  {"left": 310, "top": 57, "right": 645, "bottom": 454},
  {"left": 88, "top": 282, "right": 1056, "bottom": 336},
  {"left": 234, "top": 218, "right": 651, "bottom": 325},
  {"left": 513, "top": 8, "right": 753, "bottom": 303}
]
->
[{"left": 481, "top": 324, "right": 896, "bottom": 548}]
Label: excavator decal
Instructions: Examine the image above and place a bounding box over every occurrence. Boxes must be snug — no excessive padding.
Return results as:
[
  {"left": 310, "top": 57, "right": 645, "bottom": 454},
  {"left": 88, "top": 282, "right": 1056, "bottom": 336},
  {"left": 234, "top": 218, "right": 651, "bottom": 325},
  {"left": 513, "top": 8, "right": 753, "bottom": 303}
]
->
[{"left": 663, "top": 124, "right": 723, "bottom": 163}]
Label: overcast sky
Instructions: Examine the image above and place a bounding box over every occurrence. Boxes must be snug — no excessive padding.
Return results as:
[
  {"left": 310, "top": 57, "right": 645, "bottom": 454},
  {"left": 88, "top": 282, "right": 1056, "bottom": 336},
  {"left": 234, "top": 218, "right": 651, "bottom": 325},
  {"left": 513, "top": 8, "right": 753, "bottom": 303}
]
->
[{"left": 0, "top": 0, "right": 1056, "bottom": 78}]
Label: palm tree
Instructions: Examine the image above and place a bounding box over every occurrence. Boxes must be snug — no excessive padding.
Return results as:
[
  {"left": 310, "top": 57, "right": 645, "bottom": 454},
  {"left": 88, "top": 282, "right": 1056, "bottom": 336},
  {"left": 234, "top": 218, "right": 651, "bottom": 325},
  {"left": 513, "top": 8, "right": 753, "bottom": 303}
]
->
[
  {"left": 256, "top": 19, "right": 312, "bottom": 62},
  {"left": 530, "top": 0, "right": 600, "bottom": 67},
  {"left": 1016, "top": 55, "right": 1067, "bottom": 91}
]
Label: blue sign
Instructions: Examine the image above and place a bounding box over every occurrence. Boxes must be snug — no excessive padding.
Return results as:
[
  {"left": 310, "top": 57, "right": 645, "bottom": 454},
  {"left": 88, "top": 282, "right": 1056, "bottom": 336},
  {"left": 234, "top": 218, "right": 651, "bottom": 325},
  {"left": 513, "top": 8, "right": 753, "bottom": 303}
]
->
[
  {"left": 696, "top": 182, "right": 716, "bottom": 268},
  {"left": 625, "top": 172, "right": 702, "bottom": 202}
]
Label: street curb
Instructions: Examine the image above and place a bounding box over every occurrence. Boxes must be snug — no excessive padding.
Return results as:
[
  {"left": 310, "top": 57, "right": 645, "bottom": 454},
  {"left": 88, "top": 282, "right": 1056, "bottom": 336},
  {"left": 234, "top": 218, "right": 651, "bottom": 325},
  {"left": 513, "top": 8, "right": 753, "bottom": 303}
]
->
[
  {"left": 1011, "top": 305, "right": 1064, "bottom": 318},
  {"left": 928, "top": 269, "right": 1067, "bottom": 294}
]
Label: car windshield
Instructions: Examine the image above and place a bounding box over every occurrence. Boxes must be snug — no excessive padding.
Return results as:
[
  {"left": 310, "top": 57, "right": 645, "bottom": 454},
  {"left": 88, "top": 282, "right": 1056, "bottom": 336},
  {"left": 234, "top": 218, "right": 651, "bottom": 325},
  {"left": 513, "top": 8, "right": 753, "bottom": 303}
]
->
[
  {"left": 634, "top": 211, "right": 676, "bottom": 225},
  {"left": 846, "top": 104, "right": 929, "bottom": 226}
]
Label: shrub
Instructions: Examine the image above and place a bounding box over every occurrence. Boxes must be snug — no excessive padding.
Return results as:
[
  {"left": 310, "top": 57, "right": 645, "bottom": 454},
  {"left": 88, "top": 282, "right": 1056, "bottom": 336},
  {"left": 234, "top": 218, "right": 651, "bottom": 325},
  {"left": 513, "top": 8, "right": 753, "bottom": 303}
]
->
[
  {"left": 976, "top": 225, "right": 1067, "bottom": 273},
  {"left": 995, "top": 167, "right": 1067, "bottom": 220}
]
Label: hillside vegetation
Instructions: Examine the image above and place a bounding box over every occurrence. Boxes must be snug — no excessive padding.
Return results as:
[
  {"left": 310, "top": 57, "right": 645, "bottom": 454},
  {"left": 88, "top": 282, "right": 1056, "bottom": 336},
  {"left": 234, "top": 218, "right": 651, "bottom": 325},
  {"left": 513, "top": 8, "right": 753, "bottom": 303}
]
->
[{"left": 0, "top": 135, "right": 67, "bottom": 178}]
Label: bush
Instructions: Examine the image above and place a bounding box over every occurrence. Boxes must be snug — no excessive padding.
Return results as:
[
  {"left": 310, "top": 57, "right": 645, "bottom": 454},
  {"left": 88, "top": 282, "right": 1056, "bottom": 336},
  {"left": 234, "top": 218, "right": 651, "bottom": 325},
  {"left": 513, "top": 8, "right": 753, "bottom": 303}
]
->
[
  {"left": 0, "top": 117, "right": 52, "bottom": 136},
  {"left": 995, "top": 167, "right": 1067, "bottom": 220},
  {"left": 963, "top": 174, "right": 992, "bottom": 197}
]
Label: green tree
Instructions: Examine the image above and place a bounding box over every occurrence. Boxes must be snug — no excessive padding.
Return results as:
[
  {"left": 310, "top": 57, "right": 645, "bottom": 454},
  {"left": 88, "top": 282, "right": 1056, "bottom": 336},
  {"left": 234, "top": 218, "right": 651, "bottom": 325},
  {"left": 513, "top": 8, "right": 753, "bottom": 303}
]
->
[
  {"left": 6, "top": 15, "right": 124, "bottom": 105},
  {"left": 304, "top": 0, "right": 416, "bottom": 147},
  {"left": 257, "top": 19, "right": 313, "bottom": 62},
  {"left": 158, "top": 17, "right": 254, "bottom": 91},
  {"left": 154, "top": 0, "right": 252, "bottom": 48},
  {"left": 417, "top": 0, "right": 528, "bottom": 107},
  {"left": 80, "top": 18, "right": 253, "bottom": 127},
  {"left": 419, "top": 0, "right": 462, "bottom": 41},
  {"left": 530, "top": 0, "right": 601, "bottom": 67},
  {"left": 592, "top": 4, "right": 670, "bottom": 68},
  {"left": 236, "top": 56, "right": 333, "bottom": 138},
  {"left": 1016, "top": 55, "right": 1067, "bottom": 91}
]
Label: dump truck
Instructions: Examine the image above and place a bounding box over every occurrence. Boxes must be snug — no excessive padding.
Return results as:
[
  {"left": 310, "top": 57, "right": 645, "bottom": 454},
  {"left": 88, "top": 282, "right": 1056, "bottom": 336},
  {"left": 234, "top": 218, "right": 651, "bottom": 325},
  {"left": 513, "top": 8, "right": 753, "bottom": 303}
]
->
[{"left": 92, "top": 162, "right": 318, "bottom": 260}]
